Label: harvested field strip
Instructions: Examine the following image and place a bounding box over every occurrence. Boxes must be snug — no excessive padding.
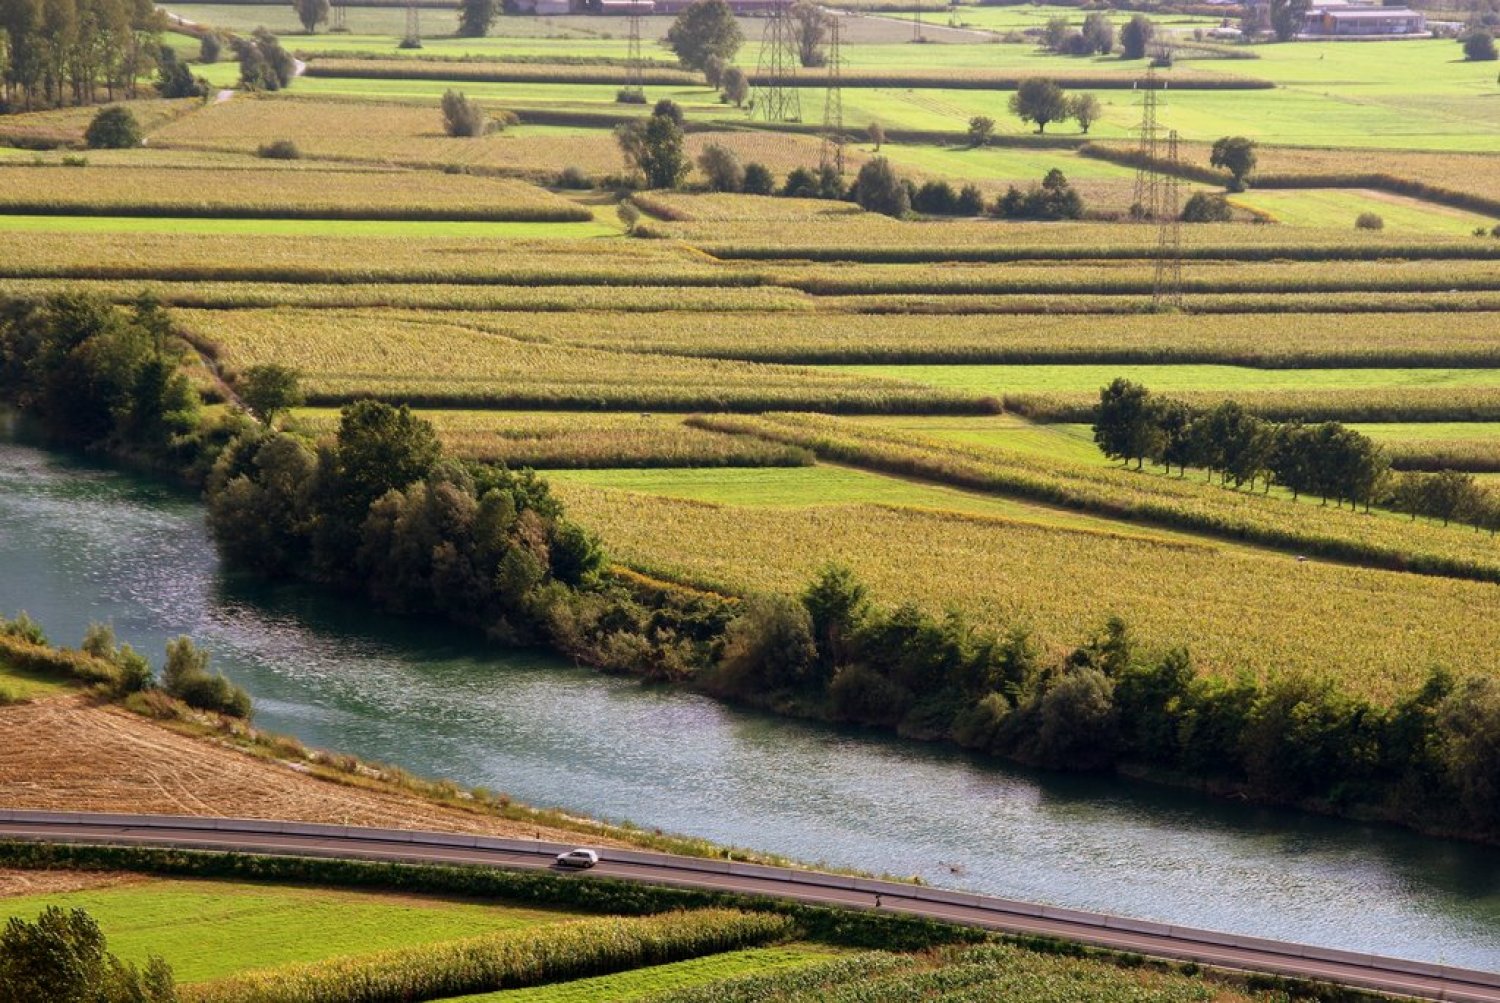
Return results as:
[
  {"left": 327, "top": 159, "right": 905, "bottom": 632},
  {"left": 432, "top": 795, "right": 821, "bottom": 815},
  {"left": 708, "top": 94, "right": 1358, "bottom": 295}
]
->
[
  {"left": 460, "top": 311, "right": 1500, "bottom": 368},
  {"left": 1, "top": 878, "right": 581, "bottom": 983},
  {"left": 774, "top": 259, "right": 1500, "bottom": 296},
  {"left": 686, "top": 413, "right": 1500, "bottom": 583},
  {"left": 701, "top": 241, "right": 1500, "bottom": 264},
  {"left": 291, "top": 408, "right": 816, "bottom": 469},
  {"left": 0, "top": 232, "right": 760, "bottom": 286},
  {"left": 0, "top": 279, "right": 813, "bottom": 313},
  {"left": 555, "top": 484, "right": 1500, "bottom": 696},
  {"left": 182, "top": 308, "right": 991, "bottom": 414},
  {"left": 822, "top": 291, "right": 1500, "bottom": 315},
  {"left": 0, "top": 215, "right": 618, "bottom": 240},
  {"left": 0, "top": 165, "right": 592, "bottom": 222}
]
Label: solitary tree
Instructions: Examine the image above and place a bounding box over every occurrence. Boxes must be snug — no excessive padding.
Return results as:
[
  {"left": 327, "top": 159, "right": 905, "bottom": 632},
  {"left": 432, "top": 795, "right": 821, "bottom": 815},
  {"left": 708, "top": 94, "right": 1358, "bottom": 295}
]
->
[
  {"left": 697, "top": 142, "right": 745, "bottom": 191},
  {"left": 1081, "top": 12, "right": 1115, "bottom": 53},
  {"left": 1069, "top": 92, "right": 1101, "bottom": 133},
  {"left": 666, "top": 0, "right": 743, "bottom": 72},
  {"left": 703, "top": 53, "right": 726, "bottom": 87},
  {"left": 239, "top": 363, "right": 303, "bottom": 425},
  {"left": 742, "top": 161, "right": 775, "bottom": 194},
  {"left": 616, "top": 106, "right": 689, "bottom": 188},
  {"left": 1269, "top": 0, "right": 1309, "bottom": 42},
  {"left": 1119, "top": 14, "right": 1154, "bottom": 59},
  {"left": 791, "top": 0, "right": 829, "bottom": 67},
  {"left": 1209, "top": 135, "right": 1257, "bottom": 191},
  {"left": 292, "top": 0, "right": 329, "bottom": 33},
  {"left": 966, "top": 114, "right": 995, "bottom": 146},
  {"left": 1463, "top": 29, "right": 1497, "bottom": 60},
  {"left": 1008, "top": 78, "right": 1068, "bottom": 133},
  {"left": 721, "top": 65, "right": 749, "bottom": 107},
  {"left": 867, "top": 120, "right": 885, "bottom": 150},
  {"left": 852, "top": 157, "right": 909, "bottom": 217},
  {"left": 84, "top": 106, "right": 141, "bottom": 148},
  {"left": 457, "top": 0, "right": 498, "bottom": 38}
]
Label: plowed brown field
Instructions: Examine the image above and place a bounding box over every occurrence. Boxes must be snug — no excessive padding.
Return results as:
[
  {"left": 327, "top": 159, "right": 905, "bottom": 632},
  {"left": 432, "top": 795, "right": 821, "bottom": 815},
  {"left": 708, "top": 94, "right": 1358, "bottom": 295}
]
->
[{"left": 0, "top": 695, "right": 621, "bottom": 845}]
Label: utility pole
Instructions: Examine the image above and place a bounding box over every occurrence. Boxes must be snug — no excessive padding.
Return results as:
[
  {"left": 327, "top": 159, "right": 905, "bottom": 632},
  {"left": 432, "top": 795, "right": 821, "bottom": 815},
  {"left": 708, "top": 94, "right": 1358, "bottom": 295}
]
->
[
  {"left": 331, "top": 0, "right": 346, "bottom": 32},
  {"left": 1153, "top": 128, "right": 1184, "bottom": 310},
  {"left": 820, "top": 12, "right": 844, "bottom": 175},
  {"left": 623, "top": 2, "right": 645, "bottom": 102},
  {"left": 752, "top": 0, "right": 801, "bottom": 122},
  {"left": 404, "top": 0, "right": 421, "bottom": 46},
  {"left": 1130, "top": 67, "right": 1161, "bottom": 220}
]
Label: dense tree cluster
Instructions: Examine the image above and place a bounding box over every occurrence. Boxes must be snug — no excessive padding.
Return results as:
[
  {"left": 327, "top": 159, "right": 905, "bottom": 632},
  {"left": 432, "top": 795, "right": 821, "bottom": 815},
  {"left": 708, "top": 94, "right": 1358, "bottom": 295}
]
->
[
  {"left": 0, "top": 294, "right": 205, "bottom": 467},
  {"left": 615, "top": 99, "right": 688, "bottom": 189},
  {"left": 207, "top": 401, "right": 605, "bottom": 643},
  {"left": 233, "top": 28, "right": 295, "bottom": 91},
  {"left": 711, "top": 566, "right": 1500, "bottom": 838},
  {"left": 993, "top": 167, "right": 1084, "bottom": 220},
  {"left": 665, "top": 0, "right": 742, "bottom": 72},
  {"left": 1041, "top": 12, "right": 1115, "bottom": 55},
  {"left": 0, "top": 0, "right": 165, "bottom": 109},
  {"left": 1093, "top": 379, "right": 1500, "bottom": 531}
]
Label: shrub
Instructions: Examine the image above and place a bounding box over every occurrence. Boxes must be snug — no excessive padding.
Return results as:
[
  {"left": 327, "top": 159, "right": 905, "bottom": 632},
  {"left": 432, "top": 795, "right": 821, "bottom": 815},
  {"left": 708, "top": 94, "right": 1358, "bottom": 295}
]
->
[
  {"left": 1355, "top": 211, "right": 1385, "bottom": 231},
  {"left": 441, "top": 89, "right": 487, "bottom": 137},
  {"left": 742, "top": 162, "right": 774, "bottom": 195},
  {"left": 200, "top": 33, "right": 222, "bottom": 64},
  {"left": 61, "top": 155, "right": 88, "bottom": 167},
  {"left": 616, "top": 87, "right": 647, "bottom": 104},
  {"left": 84, "top": 107, "right": 141, "bottom": 149},
  {"left": 781, "top": 166, "right": 818, "bottom": 198},
  {"left": 1463, "top": 29, "right": 1497, "bottom": 60},
  {"left": 0, "top": 906, "right": 176, "bottom": 1003},
  {"left": 556, "top": 165, "right": 593, "bottom": 189},
  {"left": 161, "top": 636, "right": 251, "bottom": 718},
  {"left": 1181, "top": 191, "right": 1232, "bottom": 223},
  {"left": 398, "top": 34, "right": 423, "bottom": 49},
  {"left": 852, "top": 157, "right": 909, "bottom": 218},
  {"left": 257, "top": 139, "right": 302, "bottom": 159}
]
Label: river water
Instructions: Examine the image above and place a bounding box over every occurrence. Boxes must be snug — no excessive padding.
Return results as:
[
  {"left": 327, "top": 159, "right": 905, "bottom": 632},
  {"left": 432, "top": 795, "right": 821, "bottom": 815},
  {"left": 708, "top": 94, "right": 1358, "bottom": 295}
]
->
[{"left": 0, "top": 419, "right": 1496, "bottom": 970}]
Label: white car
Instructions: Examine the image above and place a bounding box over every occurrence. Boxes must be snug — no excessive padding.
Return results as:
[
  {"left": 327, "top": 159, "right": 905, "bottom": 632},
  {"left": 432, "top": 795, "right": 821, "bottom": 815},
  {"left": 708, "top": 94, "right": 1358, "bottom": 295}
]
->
[{"left": 555, "top": 848, "right": 599, "bottom": 869}]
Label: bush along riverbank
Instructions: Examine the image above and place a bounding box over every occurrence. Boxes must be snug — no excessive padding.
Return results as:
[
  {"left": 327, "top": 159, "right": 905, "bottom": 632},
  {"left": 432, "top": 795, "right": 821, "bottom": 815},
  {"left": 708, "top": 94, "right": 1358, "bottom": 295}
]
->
[{"left": 1, "top": 292, "right": 1496, "bottom": 845}]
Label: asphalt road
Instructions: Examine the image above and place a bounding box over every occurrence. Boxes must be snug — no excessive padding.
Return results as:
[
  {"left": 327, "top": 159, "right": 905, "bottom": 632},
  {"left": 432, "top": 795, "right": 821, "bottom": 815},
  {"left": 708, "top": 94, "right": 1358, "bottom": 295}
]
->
[{"left": 1, "top": 810, "right": 1496, "bottom": 1002}]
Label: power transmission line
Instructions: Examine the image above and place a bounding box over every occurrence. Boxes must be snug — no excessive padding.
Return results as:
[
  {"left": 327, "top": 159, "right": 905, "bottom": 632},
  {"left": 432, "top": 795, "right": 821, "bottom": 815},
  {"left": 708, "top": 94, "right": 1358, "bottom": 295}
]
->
[
  {"left": 624, "top": 4, "right": 645, "bottom": 102},
  {"left": 752, "top": 0, "right": 801, "bottom": 123},
  {"left": 820, "top": 13, "right": 844, "bottom": 175}
]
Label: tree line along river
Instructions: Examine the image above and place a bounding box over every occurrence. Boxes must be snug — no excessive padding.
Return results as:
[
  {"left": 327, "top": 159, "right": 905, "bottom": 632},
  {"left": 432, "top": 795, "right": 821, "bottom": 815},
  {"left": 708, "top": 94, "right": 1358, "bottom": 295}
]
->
[{"left": 0, "top": 415, "right": 1496, "bottom": 971}]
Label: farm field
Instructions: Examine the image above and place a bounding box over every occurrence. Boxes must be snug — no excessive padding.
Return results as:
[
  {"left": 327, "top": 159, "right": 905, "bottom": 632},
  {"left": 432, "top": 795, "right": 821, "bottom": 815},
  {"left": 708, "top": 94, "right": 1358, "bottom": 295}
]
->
[{"left": 0, "top": 878, "right": 582, "bottom": 983}]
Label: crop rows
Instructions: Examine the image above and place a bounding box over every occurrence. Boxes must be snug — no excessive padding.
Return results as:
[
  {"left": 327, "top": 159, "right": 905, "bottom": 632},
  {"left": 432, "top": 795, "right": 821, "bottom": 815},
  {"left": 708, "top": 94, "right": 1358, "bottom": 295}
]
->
[
  {"left": 555, "top": 480, "right": 1500, "bottom": 699},
  {"left": 0, "top": 164, "right": 592, "bottom": 222},
  {"left": 771, "top": 259, "right": 1500, "bottom": 296},
  {"left": 0, "top": 232, "right": 756, "bottom": 285},
  {"left": 183, "top": 308, "right": 989, "bottom": 413},
  {"left": 687, "top": 413, "right": 1500, "bottom": 582},
  {"left": 454, "top": 310, "right": 1500, "bottom": 367},
  {"left": 0, "top": 98, "right": 199, "bottom": 149},
  {"left": 291, "top": 408, "right": 814, "bottom": 468},
  {"left": 184, "top": 909, "right": 793, "bottom": 1003}
]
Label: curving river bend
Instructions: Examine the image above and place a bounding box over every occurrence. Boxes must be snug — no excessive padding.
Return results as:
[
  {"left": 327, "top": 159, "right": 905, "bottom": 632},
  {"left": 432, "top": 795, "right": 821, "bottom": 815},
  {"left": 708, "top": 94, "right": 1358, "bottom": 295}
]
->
[{"left": 1, "top": 417, "right": 1496, "bottom": 970}]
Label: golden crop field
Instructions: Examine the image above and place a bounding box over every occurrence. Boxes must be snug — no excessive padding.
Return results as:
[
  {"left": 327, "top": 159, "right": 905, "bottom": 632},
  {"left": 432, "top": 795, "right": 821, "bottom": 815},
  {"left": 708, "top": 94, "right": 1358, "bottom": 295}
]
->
[
  {"left": 0, "top": 98, "right": 200, "bottom": 147},
  {"left": 690, "top": 412, "right": 1500, "bottom": 581},
  {"left": 291, "top": 408, "right": 813, "bottom": 468},
  {"left": 182, "top": 308, "right": 982, "bottom": 412},
  {"left": 0, "top": 164, "right": 591, "bottom": 221},
  {"left": 556, "top": 483, "right": 1500, "bottom": 700},
  {"left": 0, "top": 278, "right": 815, "bottom": 312},
  {"left": 148, "top": 96, "right": 839, "bottom": 179},
  {"left": 453, "top": 310, "right": 1500, "bottom": 366},
  {"left": 0, "top": 231, "right": 755, "bottom": 284}
]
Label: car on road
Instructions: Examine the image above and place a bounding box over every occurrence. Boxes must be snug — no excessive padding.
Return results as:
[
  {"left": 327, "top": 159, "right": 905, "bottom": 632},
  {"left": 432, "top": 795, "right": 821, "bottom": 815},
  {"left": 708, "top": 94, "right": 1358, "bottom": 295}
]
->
[{"left": 555, "top": 848, "right": 599, "bottom": 869}]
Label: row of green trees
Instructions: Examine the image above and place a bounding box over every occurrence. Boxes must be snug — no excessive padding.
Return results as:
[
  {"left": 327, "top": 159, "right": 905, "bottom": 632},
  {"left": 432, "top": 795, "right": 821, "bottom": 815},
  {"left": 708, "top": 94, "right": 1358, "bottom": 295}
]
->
[
  {"left": 712, "top": 566, "right": 1500, "bottom": 839},
  {"left": 0, "top": 0, "right": 163, "bottom": 109},
  {"left": 1094, "top": 379, "right": 1500, "bottom": 530}
]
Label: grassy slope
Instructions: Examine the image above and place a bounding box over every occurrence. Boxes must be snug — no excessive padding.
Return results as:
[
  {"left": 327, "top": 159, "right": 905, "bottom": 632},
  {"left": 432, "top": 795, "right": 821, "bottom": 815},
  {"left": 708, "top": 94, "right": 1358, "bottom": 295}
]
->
[
  {"left": 0, "top": 878, "right": 585, "bottom": 983},
  {"left": 0, "top": 656, "right": 73, "bottom": 700}
]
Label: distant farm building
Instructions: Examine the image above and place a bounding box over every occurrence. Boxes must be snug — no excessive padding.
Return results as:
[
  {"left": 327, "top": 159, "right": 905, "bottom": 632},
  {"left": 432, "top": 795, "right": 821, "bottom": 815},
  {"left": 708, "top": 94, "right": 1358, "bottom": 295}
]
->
[{"left": 1300, "top": 3, "right": 1427, "bottom": 37}]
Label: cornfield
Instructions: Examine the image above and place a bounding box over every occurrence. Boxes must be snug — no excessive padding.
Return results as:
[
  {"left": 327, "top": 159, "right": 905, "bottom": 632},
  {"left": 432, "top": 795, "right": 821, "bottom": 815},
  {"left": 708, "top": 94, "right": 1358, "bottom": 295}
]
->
[{"left": 183, "top": 909, "right": 792, "bottom": 1003}]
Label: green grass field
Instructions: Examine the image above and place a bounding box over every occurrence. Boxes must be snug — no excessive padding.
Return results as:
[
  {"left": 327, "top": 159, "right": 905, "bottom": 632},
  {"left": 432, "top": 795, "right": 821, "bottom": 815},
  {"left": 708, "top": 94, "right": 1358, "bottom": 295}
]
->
[
  {"left": 1228, "top": 188, "right": 1496, "bottom": 235},
  {"left": 0, "top": 655, "right": 73, "bottom": 701},
  {"left": 0, "top": 878, "right": 582, "bottom": 983}
]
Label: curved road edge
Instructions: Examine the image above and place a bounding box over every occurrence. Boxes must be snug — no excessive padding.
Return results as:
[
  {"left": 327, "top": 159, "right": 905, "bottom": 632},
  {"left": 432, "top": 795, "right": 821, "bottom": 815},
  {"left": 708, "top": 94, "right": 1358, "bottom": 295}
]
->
[{"left": 0, "top": 810, "right": 1494, "bottom": 1002}]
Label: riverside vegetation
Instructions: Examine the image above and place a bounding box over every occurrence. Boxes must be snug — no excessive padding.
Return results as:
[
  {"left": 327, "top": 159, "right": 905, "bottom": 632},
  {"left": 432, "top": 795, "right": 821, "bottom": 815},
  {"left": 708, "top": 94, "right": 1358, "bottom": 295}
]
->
[{"left": 2, "top": 294, "right": 1497, "bottom": 844}]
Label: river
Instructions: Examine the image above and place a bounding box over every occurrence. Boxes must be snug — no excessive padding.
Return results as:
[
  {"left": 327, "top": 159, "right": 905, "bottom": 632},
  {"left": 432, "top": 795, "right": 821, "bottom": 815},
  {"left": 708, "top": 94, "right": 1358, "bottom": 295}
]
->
[{"left": 0, "top": 419, "right": 1496, "bottom": 970}]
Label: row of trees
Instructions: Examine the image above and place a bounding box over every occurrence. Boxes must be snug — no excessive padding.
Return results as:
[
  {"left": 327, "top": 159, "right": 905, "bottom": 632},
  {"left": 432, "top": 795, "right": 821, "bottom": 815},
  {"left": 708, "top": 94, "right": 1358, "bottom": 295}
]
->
[
  {"left": 712, "top": 566, "right": 1500, "bottom": 837},
  {"left": 1039, "top": 12, "right": 1156, "bottom": 60},
  {"left": 0, "top": 0, "right": 164, "bottom": 109},
  {"left": 1094, "top": 379, "right": 1500, "bottom": 530}
]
